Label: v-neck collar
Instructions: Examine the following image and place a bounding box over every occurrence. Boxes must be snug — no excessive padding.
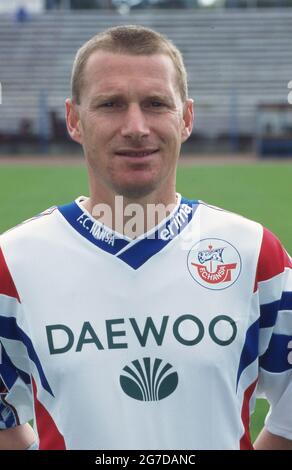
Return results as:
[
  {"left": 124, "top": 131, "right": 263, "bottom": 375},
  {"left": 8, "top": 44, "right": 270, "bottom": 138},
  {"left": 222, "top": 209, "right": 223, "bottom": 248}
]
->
[{"left": 58, "top": 195, "right": 199, "bottom": 270}]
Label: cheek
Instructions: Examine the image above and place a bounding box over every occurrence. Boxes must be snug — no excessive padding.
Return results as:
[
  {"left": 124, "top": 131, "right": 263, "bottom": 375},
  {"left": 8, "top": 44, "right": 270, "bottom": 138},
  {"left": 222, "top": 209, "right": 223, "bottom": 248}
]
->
[
  {"left": 86, "top": 118, "right": 119, "bottom": 144},
  {"left": 164, "top": 124, "right": 184, "bottom": 148},
  {"left": 157, "top": 118, "right": 181, "bottom": 140},
  {"left": 165, "top": 113, "right": 184, "bottom": 134},
  {"left": 81, "top": 120, "right": 106, "bottom": 148}
]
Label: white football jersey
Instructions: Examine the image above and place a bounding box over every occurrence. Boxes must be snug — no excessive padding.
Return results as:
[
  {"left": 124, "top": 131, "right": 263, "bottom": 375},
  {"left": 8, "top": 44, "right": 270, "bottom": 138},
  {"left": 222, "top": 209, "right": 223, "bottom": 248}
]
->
[{"left": 0, "top": 195, "right": 291, "bottom": 450}]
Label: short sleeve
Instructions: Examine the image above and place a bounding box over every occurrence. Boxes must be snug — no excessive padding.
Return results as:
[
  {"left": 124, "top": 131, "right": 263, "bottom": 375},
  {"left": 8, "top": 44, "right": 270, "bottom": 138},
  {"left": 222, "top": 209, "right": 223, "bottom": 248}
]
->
[
  {"left": 0, "top": 246, "right": 34, "bottom": 428},
  {"left": 256, "top": 228, "right": 292, "bottom": 439},
  {"left": 0, "top": 341, "right": 33, "bottom": 429}
]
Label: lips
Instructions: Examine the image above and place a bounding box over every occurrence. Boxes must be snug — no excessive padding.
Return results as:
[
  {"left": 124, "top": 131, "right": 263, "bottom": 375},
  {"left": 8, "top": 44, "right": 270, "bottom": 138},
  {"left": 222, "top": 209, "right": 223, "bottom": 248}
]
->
[{"left": 115, "top": 149, "right": 159, "bottom": 157}]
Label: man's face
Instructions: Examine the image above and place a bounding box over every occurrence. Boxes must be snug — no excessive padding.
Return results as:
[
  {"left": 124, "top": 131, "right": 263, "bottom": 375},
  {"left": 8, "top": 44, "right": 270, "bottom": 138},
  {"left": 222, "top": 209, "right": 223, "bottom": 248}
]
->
[{"left": 66, "top": 51, "right": 193, "bottom": 201}]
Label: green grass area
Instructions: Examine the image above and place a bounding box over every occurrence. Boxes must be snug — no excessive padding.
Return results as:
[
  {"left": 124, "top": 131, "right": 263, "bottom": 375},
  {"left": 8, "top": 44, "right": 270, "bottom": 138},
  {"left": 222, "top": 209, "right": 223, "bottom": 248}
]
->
[
  {"left": 0, "top": 166, "right": 88, "bottom": 232},
  {"left": 250, "top": 399, "right": 270, "bottom": 443},
  {"left": 176, "top": 164, "right": 292, "bottom": 252},
  {"left": 0, "top": 164, "right": 291, "bottom": 252},
  {"left": 0, "top": 162, "right": 291, "bottom": 442}
]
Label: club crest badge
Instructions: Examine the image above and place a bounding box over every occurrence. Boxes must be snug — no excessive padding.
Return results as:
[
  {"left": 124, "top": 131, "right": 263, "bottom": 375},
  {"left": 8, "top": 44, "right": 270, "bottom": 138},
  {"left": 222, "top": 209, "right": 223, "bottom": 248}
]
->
[{"left": 187, "top": 238, "right": 241, "bottom": 290}]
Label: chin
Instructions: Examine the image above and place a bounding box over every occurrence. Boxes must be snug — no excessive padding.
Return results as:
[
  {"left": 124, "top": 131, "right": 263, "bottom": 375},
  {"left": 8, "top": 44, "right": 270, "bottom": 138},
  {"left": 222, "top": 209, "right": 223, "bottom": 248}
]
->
[{"left": 115, "top": 182, "right": 158, "bottom": 200}]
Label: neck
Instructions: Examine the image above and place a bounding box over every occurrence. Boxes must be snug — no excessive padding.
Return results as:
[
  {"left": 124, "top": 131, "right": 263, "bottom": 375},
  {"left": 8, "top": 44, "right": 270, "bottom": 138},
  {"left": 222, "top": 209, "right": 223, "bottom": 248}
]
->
[{"left": 82, "top": 188, "right": 178, "bottom": 238}]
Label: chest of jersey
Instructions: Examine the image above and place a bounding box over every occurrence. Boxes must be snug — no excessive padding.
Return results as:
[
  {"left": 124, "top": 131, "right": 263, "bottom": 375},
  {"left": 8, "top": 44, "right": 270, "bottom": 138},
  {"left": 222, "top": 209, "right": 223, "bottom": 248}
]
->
[{"left": 2, "top": 202, "right": 262, "bottom": 449}]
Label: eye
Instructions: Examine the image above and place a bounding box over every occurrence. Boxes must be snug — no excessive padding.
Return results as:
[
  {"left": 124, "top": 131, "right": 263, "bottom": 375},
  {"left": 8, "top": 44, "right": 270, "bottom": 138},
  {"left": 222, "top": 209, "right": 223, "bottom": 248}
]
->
[
  {"left": 100, "top": 102, "right": 115, "bottom": 108},
  {"left": 99, "top": 100, "right": 125, "bottom": 110},
  {"left": 144, "top": 100, "right": 169, "bottom": 111},
  {"left": 151, "top": 101, "right": 164, "bottom": 107}
]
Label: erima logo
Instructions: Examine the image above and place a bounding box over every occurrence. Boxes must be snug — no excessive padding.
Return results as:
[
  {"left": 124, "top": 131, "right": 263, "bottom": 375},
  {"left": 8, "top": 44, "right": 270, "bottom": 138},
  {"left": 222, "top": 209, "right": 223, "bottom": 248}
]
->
[
  {"left": 159, "top": 204, "right": 192, "bottom": 241},
  {"left": 46, "top": 314, "right": 237, "bottom": 355},
  {"left": 120, "top": 357, "right": 178, "bottom": 401}
]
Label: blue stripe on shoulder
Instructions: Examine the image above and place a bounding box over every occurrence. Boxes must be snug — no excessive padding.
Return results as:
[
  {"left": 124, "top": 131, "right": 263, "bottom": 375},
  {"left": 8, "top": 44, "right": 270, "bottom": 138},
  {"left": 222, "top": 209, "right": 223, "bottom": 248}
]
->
[
  {"left": 260, "top": 301, "right": 279, "bottom": 328},
  {"left": 259, "top": 334, "right": 292, "bottom": 373},
  {"left": 0, "top": 316, "right": 53, "bottom": 396},
  {"left": 0, "top": 401, "right": 18, "bottom": 428},
  {"left": 260, "top": 292, "right": 292, "bottom": 329},
  {"left": 281, "top": 291, "right": 292, "bottom": 310},
  {"left": 0, "top": 342, "right": 20, "bottom": 389},
  {"left": 236, "top": 318, "right": 259, "bottom": 389},
  {"left": 0, "top": 344, "right": 30, "bottom": 429}
]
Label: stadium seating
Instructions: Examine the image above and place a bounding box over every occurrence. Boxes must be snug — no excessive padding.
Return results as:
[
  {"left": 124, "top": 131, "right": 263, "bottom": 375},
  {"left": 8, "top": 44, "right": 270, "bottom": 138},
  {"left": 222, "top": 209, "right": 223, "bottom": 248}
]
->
[{"left": 0, "top": 8, "right": 291, "bottom": 141}]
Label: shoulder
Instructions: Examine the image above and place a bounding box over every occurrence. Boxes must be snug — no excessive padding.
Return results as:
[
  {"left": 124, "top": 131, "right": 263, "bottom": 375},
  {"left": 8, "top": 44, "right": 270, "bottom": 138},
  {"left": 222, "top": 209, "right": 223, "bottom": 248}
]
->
[
  {"left": 1, "top": 206, "right": 59, "bottom": 245},
  {"left": 0, "top": 244, "right": 20, "bottom": 301},
  {"left": 256, "top": 227, "right": 291, "bottom": 284},
  {"left": 199, "top": 200, "right": 261, "bottom": 228},
  {"left": 198, "top": 200, "right": 263, "bottom": 241},
  {"left": 198, "top": 200, "right": 291, "bottom": 269},
  {"left": 0, "top": 206, "right": 61, "bottom": 272}
]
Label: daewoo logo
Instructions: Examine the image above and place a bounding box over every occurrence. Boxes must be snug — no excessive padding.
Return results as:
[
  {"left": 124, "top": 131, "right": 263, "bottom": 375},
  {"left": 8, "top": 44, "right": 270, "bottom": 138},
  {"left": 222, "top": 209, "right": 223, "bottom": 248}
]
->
[
  {"left": 46, "top": 314, "right": 238, "bottom": 355},
  {"left": 120, "top": 357, "right": 178, "bottom": 401}
]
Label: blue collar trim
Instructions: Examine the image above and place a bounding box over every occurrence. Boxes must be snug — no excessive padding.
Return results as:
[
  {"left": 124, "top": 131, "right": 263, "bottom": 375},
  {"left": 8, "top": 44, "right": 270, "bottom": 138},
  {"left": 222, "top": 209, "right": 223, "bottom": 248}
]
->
[
  {"left": 58, "top": 197, "right": 199, "bottom": 269},
  {"left": 58, "top": 202, "right": 129, "bottom": 255}
]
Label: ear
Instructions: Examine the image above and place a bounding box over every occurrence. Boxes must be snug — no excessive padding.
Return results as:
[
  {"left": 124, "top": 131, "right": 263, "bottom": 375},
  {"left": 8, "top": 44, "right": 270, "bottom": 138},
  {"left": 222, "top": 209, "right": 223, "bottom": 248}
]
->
[
  {"left": 181, "top": 99, "right": 194, "bottom": 143},
  {"left": 65, "top": 98, "right": 83, "bottom": 144}
]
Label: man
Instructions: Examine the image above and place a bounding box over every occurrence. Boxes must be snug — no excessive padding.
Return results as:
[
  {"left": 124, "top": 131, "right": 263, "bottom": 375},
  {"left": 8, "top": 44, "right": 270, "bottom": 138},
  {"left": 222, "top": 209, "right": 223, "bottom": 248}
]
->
[{"left": 0, "top": 25, "right": 291, "bottom": 450}]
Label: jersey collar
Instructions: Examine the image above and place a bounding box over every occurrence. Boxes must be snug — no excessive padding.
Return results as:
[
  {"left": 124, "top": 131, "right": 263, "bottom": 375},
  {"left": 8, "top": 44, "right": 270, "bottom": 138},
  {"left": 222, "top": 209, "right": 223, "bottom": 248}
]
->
[{"left": 58, "top": 195, "right": 199, "bottom": 270}]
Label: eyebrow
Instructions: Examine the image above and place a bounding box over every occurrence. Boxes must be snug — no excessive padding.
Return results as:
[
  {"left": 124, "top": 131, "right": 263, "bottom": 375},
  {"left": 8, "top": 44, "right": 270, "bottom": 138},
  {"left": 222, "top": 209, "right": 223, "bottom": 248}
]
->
[
  {"left": 90, "top": 93, "right": 175, "bottom": 106},
  {"left": 146, "top": 94, "right": 174, "bottom": 104},
  {"left": 89, "top": 94, "right": 122, "bottom": 106}
]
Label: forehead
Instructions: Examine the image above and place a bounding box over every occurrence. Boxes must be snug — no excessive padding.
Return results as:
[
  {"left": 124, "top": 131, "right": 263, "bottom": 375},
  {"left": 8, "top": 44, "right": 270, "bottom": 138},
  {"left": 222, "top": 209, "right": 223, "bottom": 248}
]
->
[{"left": 81, "top": 51, "right": 178, "bottom": 97}]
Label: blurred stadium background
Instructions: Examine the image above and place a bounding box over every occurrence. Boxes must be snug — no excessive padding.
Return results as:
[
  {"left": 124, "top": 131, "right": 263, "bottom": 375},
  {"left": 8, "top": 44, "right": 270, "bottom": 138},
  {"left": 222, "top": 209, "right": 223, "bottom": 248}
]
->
[{"left": 0, "top": 0, "right": 291, "bottom": 445}]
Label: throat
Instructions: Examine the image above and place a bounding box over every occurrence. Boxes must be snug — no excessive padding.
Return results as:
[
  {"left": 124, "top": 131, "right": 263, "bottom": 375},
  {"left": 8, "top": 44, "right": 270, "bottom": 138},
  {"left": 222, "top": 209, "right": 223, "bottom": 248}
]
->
[{"left": 79, "top": 194, "right": 179, "bottom": 239}]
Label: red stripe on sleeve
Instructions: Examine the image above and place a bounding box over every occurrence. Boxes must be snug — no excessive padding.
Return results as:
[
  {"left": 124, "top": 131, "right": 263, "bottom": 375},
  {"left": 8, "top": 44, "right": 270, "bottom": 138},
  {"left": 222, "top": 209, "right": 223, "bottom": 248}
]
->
[
  {"left": 240, "top": 378, "right": 258, "bottom": 450},
  {"left": 254, "top": 228, "right": 291, "bottom": 292},
  {"left": 0, "top": 247, "right": 20, "bottom": 302}
]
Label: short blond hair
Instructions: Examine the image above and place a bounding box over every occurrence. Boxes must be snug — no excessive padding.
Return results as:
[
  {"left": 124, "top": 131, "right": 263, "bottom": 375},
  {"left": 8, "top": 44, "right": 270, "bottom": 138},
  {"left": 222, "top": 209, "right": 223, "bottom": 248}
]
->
[{"left": 71, "top": 25, "right": 188, "bottom": 104}]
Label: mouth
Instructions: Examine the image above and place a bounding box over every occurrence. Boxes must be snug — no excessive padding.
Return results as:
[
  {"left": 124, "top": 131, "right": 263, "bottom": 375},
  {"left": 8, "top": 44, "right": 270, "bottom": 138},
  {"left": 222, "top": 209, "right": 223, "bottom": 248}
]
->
[{"left": 115, "top": 148, "right": 159, "bottom": 158}]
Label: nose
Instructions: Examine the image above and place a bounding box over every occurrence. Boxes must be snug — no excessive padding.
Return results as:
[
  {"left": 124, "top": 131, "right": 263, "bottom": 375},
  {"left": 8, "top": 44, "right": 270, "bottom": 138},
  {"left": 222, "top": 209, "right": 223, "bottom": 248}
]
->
[{"left": 120, "top": 104, "right": 150, "bottom": 140}]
